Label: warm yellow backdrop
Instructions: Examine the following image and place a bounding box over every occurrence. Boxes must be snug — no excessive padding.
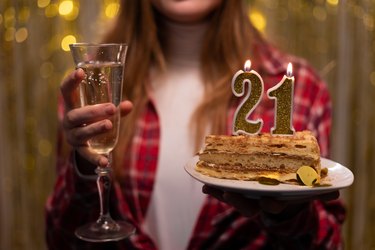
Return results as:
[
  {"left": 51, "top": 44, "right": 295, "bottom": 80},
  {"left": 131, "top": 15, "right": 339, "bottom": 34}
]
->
[{"left": 0, "top": 0, "right": 374, "bottom": 249}]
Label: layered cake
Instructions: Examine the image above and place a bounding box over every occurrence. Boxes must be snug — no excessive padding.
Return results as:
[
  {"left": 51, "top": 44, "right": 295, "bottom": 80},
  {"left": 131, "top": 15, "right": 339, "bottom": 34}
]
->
[{"left": 195, "top": 130, "right": 321, "bottom": 185}]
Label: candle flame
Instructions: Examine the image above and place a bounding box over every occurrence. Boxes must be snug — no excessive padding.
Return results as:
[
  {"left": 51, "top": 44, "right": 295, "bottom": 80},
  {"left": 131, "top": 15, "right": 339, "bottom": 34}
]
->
[
  {"left": 287, "top": 63, "right": 293, "bottom": 77},
  {"left": 244, "top": 60, "right": 251, "bottom": 72}
]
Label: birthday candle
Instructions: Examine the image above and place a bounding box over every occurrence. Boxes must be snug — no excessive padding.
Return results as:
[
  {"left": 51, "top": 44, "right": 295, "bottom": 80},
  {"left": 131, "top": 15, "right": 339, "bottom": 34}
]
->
[
  {"left": 231, "top": 60, "right": 264, "bottom": 135},
  {"left": 267, "top": 62, "right": 295, "bottom": 135}
]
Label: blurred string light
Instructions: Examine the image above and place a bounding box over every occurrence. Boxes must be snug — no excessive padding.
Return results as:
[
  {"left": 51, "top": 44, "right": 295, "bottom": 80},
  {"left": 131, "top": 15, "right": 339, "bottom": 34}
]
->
[
  {"left": 37, "top": 0, "right": 50, "bottom": 8},
  {"left": 44, "top": 4, "right": 59, "bottom": 18},
  {"left": 38, "top": 139, "right": 52, "bottom": 157},
  {"left": 105, "top": 1, "right": 120, "bottom": 18},
  {"left": 58, "top": 0, "right": 74, "bottom": 15},
  {"left": 36, "top": 0, "right": 120, "bottom": 51},
  {"left": 1, "top": 5, "right": 29, "bottom": 43},
  {"left": 313, "top": 6, "right": 327, "bottom": 21},
  {"left": 15, "top": 27, "right": 28, "bottom": 43},
  {"left": 3, "top": 7, "right": 15, "bottom": 42},
  {"left": 59, "top": 0, "right": 74, "bottom": 16},
  {"left": 58, "top": 0, "right": 79, "bottom": 21},
  {"left": 249, "top": 9, "right": 267, "bottom": 33},
  {"left": 4, "top": 7, "right": 15, "bottom": 28},
  {"left": 18, "top": 7, "right": 30, "bottom": 23},
  {"left": 61, "top": 35, "right": 76, "bottom": 51},
  {"left": 327, "top": 0, "right": 339, "bottom": 6}
]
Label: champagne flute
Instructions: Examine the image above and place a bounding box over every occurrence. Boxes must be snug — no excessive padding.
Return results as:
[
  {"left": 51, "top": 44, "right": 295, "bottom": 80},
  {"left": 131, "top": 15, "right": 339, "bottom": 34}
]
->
[{"left": 69, "top": 43, "right": 135, "bottom": 242}]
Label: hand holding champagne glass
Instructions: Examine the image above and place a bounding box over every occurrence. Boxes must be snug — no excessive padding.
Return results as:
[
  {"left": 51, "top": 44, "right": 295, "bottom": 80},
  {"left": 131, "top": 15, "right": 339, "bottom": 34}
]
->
[{"left": 69, "top": 43, "right": 135, "bottom": 242}]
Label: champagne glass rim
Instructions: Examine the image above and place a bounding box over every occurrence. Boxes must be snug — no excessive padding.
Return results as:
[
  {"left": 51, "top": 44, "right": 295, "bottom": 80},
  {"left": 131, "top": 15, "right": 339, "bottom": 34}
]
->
[{"left": 69, "top": 43, "right": 128, "bottom": 48}]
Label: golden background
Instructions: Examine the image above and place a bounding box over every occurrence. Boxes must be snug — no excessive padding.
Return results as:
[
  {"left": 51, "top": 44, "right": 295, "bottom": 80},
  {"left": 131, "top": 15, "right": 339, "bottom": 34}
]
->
[{"left": 0, "top": 0, "right": 374, "bottom": 249}]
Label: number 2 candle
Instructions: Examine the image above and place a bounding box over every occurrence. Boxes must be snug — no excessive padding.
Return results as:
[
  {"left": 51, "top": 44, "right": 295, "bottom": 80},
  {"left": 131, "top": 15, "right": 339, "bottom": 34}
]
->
[{"left": 231, "top": 60, "right": 264, "bottom": 135}]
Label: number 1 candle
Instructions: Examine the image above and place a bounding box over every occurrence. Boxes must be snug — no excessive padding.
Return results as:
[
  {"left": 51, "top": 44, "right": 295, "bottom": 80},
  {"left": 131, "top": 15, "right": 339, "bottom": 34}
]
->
[{"left": 267, "top": 62, "right": 295, "bottom": 135}]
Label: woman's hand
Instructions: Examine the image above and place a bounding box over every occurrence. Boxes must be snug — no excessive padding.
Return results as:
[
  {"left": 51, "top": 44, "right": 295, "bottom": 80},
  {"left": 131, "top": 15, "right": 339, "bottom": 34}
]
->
[
  {"left": 202, "top": 185, "right": 340, "bottom": 220},
  {"left": 60, "top": 68, "right": 133, "bottom": 168}
]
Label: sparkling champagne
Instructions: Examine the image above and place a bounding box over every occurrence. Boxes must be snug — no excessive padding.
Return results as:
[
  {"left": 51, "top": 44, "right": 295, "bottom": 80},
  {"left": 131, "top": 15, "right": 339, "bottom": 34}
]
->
[{"left": 79, "top": 61, "right": 123, "bottom": 154}]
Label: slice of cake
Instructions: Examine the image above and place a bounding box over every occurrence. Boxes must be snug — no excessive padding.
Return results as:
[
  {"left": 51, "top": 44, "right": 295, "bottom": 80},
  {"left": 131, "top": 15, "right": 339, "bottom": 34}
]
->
[{"left": 195, "top": 130, "right": 321, "bottom": 185}]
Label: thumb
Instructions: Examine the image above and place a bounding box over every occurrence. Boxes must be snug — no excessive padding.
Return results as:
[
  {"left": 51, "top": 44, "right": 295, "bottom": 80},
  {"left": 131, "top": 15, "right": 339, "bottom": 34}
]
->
[{"left": 60, "top": 68, "right": 85, "bottom": 110}]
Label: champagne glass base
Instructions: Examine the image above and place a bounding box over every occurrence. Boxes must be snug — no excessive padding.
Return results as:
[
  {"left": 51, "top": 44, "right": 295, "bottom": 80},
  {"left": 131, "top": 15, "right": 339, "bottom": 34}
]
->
[{"left": 75, "top": 220, "right": 135, "bottom": 242}]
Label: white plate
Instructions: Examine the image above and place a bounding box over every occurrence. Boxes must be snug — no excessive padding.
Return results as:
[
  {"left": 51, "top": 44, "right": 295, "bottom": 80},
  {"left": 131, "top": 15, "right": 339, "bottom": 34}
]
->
[{"left": 185, "top": 156, "right": 354, "bottom": 200}]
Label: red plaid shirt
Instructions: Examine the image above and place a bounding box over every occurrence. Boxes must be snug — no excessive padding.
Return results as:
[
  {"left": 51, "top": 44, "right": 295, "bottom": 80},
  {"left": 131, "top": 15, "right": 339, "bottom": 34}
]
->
[{"left": 46, "top": 42, "right": 345, "bottom": 250}]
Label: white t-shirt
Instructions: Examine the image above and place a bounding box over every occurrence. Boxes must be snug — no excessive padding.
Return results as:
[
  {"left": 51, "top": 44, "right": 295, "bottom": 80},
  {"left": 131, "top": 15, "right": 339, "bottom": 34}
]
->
[{"left": 142, "top": 20, "right": 209, "bottom": 250}]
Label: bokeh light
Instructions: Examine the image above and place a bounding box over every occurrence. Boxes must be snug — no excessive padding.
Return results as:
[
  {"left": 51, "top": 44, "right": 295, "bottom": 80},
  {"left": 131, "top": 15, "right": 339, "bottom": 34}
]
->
[
  {"left": 45, "top": 4, "right": 59, "bottom": 18},
  {"left": 313, "top": 6, "right": 327, "bottom": 21},
  {"left": 58, "top": 0, "right": 79, "bottom": 21},
  {"left": 327, "top": 0, "right": 339, "bottom": 6},
  {"left": 4, "top": 7, "right": 15, "bottom": 29},
  {"left": 59, "top": 0, "right": 74, "bottom": 16},
  {"left": 4, "top": 27, "right": 15, "bottom": 41},
  {"left": 105, "top": 2, "right": 120, "bottom": 18},
  {"left": 61, "top": 35, "right": 76, "bottom": 51},
  {"left": 18, "top": 7, "right": 30, "bottom": 23},
  {"left": 249, "top": 9, "right": 267, "bottom": 33},
  {"left": 15, "top": 28, "right": 28, "bottom": 43},
  {"left": 38, "top": 139, "right": 52, "bottom": 157},
  {"left": 38, "top": 0, "right": 51, "bottom": 8}
]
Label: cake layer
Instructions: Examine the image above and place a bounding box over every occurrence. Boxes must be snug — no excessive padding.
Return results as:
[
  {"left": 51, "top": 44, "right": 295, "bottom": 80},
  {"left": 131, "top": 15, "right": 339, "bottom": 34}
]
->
[
  {"left": 202, "top": 131, "right": 320, "bottom": 161},
  {"left": 196, "top": 161, "right": 297, "bottom": 183},
  {"left": 196, "top": 130, "right": 321, "bottom": 184},
  {"left": 198, "top": 152, "right": 319, "bottom": 174}
]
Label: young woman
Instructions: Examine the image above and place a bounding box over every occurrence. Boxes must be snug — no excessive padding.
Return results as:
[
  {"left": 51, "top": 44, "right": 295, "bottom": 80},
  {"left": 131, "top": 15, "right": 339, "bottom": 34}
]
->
[{"left": 46, "top": 0, "right": 345, "bottom": 249}]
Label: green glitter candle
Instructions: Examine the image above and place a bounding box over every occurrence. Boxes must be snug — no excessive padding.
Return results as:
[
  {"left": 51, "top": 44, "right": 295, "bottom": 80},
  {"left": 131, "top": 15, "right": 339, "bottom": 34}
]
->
[
  {"left": 267, "top": 63, "right": 295, "bottom": 135},
  {"left": 231, "top": 60, "right": 264, "bottom": 135}
]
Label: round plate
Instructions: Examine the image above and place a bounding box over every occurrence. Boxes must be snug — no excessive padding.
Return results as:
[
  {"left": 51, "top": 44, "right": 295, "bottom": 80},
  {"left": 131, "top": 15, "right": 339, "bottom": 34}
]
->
[{"left": 185, "top": 156, "right": 354, "bottom": 200}]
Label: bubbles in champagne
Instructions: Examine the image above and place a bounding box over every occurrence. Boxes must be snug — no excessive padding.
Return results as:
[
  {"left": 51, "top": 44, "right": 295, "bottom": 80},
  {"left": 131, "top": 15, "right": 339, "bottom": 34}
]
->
[
  {"left": 78, "top": 61, "right": 123, "bottom": 154},
  {"left": 78, "top": 61, "right": 123, "bottom": 106}
]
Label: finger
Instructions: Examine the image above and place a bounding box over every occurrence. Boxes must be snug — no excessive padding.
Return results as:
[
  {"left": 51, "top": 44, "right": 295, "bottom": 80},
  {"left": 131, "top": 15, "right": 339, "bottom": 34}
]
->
[
  {"left": 119, "top": 100, "right": 133, "bottom": 117},
  {"left": 277, "top": 191, "right": 341, "bottom": 206},
  {"left": 77, "top": 147, "right": 109, "bottom": 167},
  {"left": 66, "top": 119, "right": 113, "bottom": 146},
  {"left": 202, "top": 185, "right": 225, "bottom": 202},
  {"left": 63, "top": 103, "right": 116, "bottom": 129},
  {"left": 222, "top": 192, "right": 260, "bottom": 217},
  {"left": 316, "top": 190, "right": 340, "bottom": 202},
  {"left": 60, "top": 69, "right": 85, "bottom": 110}
]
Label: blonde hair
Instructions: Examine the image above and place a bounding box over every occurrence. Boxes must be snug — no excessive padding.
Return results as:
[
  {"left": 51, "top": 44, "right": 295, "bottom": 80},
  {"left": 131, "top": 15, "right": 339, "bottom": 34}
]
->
[{"left": 102, "top": 0, "right": 261, "bottom": 174}]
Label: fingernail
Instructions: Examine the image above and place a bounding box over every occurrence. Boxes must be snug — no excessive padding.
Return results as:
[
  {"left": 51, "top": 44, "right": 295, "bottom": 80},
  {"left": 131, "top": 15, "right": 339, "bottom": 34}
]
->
[
  {"left": 75, "top": 68, "right": 85, "bottom": 78},
  {"left": 103, "top": 120, "right": 112, "bottom": 130},
  {"left": 105, "top": 104, "right": 115, "bottom": 114}
]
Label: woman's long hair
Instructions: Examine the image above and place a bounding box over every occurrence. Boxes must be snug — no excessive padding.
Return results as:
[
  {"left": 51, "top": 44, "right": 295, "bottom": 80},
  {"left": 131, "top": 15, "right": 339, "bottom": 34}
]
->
[{"left": 102, "top": 0, "right": 262, "bottom": 175}]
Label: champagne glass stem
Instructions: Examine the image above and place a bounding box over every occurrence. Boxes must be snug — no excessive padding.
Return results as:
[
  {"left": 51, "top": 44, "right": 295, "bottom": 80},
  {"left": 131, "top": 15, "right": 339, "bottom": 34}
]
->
[
  {"left": 95, "top": 153, "right": 115, "bottom": 226},
  {"left": 75, "top": 150, "right": 135, "bottom": 242}
]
